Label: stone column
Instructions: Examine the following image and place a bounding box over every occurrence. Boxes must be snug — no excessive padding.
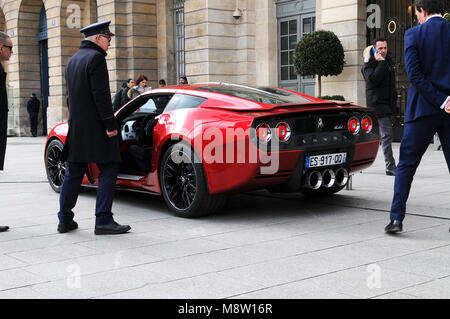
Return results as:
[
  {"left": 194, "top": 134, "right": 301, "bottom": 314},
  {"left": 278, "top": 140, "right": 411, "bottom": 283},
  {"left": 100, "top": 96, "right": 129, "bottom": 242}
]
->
[
  {"left": 105, "top": 0, "right": 157, "bottom": 92},
  {"left": 46, "top": 0, "right": 86, "bottom": 131},
  {"left": 316, "top": 0, "right": 367, "bottom": 106},
  {"left": 157, "top": 0, "right": 175, "bottom": 86},
  {"left": 255, "top": 0, "right": 277, "bottom": 87},
  {"left": 184, "top": 0, "right": 256, "bottom": 84}
]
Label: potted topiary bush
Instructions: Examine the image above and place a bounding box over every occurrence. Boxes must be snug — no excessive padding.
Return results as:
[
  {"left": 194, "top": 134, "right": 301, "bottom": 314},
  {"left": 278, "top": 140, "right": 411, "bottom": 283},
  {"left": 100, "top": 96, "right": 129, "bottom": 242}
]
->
[{"left": 293, "top": 30, "right": 345, "bottom": 97}]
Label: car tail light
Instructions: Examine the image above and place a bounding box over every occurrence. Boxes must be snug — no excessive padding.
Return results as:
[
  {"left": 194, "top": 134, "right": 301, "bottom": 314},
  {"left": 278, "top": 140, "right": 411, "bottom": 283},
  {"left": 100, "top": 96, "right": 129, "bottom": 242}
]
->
[
  {"left": 256, "top": 123, "right": 272, "bottom": 143},
  {"left": 347, "top": 117, "right": 360, "bottom": 135},
  {"left": 276, "top": 122, "right": 291, "bottom": 142},
  {"left": 361, "top": 116, "right": 373, "bottom": 133}
]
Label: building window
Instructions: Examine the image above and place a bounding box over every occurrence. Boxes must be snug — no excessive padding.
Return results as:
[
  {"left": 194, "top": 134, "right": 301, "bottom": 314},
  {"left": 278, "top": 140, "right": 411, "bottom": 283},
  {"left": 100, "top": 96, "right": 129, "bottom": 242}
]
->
[
  {"left": 173, "top": 0, "right": 185, "bottom": 81},
  {"left": 279, "top": 20, "right": 297, "bottom": 81}
]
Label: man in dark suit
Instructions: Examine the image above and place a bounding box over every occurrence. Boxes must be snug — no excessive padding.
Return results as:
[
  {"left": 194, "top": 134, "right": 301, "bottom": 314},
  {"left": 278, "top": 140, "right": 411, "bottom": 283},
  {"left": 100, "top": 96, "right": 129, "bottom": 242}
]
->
[
  {"left": 58, "top": 21, "right": 130, "bottom": 235},
  {"left": 385, "top": 0, "right": 450, "bottom": 233},
  {"left": 0, "top": 31, "right": 13, "bottom": 232}
]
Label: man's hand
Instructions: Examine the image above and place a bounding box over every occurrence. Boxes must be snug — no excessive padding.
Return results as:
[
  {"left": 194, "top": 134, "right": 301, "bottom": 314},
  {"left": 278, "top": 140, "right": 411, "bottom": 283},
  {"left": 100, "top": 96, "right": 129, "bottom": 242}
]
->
[
  {"left": 445, "top": 100, "right": 450, "bottom": 114},
  {"left": 374, "top": 52, "right": 385, "bottom": 61},
  {"left": 106, "top": 129, "right": 118, "bottom": 138}
]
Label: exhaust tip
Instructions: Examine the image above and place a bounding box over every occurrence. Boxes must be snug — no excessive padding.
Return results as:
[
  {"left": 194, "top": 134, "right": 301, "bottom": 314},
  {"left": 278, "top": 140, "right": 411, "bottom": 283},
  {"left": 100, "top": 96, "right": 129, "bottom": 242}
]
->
[
  {"left": 335, "top": 168, "right": 349, "bottom": 186},
  {"left": 322, "top": 169, "right": 336, "bottom": 188},
  {"left": 304, "top": 171, "right": 323, "bottom": 190}
]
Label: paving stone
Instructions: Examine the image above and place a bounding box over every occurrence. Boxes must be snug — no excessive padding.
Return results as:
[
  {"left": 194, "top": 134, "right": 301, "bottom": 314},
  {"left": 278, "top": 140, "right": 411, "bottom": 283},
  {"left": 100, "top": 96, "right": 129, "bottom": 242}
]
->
[
  {"left": 0, "top": 269, "right": 47, "bottom": 291},
  {"left": 1, "top": 138, "right": 449, "bottom": 298},
  {"left": 30, "top": 267, "right": 171, "bottom": 299},
  {"left": 306, "top": 265, "right": 432, "bottom": 299},
  {"left": 394, "top": 277, "right": 450, "bottom": 299},
  {"left": 97, "top": 272, "right": 266, "bottom": 299}
]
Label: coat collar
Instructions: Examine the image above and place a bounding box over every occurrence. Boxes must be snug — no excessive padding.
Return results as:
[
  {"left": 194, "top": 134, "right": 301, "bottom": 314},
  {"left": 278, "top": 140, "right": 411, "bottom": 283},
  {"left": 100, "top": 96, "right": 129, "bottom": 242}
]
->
[
  {"left": 79, "top": 40, "right": 107, "bottom": 56},
  {"left": 426, "top": 14, "right": 443, "bottom": 22}
]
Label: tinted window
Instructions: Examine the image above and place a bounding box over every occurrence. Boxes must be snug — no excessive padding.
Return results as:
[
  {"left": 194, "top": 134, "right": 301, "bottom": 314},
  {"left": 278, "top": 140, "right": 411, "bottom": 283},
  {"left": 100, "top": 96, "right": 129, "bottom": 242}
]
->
[
  {"left": 164, "top": 94, "right": 206, "bottom": 112},
  {"left": 196, "top": 84, "right": 312, "bottom": 105}
]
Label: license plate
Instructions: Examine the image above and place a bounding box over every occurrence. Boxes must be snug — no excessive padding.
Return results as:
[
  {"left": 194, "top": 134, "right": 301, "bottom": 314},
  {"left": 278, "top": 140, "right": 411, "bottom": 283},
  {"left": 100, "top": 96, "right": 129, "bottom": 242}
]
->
[{"left": 305, "top": 152, "right": 347, "bottom": 168}]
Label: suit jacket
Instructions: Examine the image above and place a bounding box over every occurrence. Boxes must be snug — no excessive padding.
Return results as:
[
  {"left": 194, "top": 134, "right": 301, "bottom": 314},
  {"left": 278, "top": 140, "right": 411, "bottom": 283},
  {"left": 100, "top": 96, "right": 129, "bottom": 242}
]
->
[
  {"left": 404, "top": 16, "right": 450, "bottom": 123},
  {"left": 62, "top": 40, "right": 120, "bottom": 163}
]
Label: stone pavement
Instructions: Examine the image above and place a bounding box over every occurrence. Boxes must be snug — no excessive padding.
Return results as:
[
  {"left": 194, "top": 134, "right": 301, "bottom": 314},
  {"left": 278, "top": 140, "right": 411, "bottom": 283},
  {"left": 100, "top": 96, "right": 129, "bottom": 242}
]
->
[{"left": 0, "top": 136, "right": 449, "bottom": 299}]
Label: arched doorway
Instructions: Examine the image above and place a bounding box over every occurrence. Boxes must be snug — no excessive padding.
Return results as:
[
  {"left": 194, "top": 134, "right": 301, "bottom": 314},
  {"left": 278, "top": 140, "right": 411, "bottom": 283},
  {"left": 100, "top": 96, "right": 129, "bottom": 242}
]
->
[
  {"left": 39, "top": 4, "right": 49, "bottom": 135},
  {"left": 0, "top": 6, "right": 5, "bottom": 31},
  {"left": 17, "top": 0, "right": 45, "bottom": 136}
]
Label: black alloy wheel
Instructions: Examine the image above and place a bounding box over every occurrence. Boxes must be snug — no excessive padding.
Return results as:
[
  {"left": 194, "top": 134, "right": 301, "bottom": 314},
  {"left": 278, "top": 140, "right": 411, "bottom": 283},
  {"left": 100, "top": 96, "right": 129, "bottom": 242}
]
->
[
  {"left": 160, "top": 142, "right": 226, "bottom": 218},
  {"left": 163, "top": 150, "right": 197, "bottom": 210},
  {"left": 45, "top": 139, "right": 66, "bottom": 193}
]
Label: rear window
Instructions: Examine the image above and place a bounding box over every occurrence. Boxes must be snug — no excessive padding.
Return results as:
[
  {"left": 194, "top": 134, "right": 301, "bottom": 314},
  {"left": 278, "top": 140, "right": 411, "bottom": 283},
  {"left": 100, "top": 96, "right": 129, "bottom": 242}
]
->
[{"left": 195, "top": 84, "right": 312, "bottom": 104}]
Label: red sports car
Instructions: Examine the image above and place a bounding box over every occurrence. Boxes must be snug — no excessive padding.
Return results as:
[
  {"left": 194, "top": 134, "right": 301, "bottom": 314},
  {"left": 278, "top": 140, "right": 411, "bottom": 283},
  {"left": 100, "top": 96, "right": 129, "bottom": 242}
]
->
[{"left": 44, "top": 83, "right": 380, "bottom": 217}]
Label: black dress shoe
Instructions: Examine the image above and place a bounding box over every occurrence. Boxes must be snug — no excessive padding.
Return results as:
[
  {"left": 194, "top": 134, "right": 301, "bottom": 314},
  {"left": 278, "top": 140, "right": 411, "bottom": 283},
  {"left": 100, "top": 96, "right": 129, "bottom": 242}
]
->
[
  {"left": 95, "top": 220, "right": 131, "bottom": 235},
  {"left": 385, "top": 220, "right": 403, "bottom": 233},
  {"left": 0, "top": 226, "right": 9, "bottom": 232},
  {"left": 57, "top": 220, "right": 78, "bottom": 233},
  {"left": 386, "top": 170, "right": 396, "bottom": 176}
]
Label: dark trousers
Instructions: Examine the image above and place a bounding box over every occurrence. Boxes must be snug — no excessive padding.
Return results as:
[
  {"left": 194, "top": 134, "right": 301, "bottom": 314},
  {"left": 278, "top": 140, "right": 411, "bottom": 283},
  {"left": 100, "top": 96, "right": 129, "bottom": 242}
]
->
[
  {"left": 28, "top": 112, "right": 38, "bottom": 136},
  {"left": 0, "top": 113, "right": 7, "bottom": 170},
  {"left": 378, "top": 116, "right": 396, "bottom": 172},
  {"left": 58, "top": 162, "right": 118, "bottom": 225},
  {"left": 390, "top": 113, "right": 450, "bottom": 221}
]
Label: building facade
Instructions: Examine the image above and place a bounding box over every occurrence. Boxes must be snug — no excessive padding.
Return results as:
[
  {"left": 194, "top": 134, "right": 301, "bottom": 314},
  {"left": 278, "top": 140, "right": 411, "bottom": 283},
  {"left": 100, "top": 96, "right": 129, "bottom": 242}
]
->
[{"left": 1, "top": 0, "right": 448, "bottom": 137}]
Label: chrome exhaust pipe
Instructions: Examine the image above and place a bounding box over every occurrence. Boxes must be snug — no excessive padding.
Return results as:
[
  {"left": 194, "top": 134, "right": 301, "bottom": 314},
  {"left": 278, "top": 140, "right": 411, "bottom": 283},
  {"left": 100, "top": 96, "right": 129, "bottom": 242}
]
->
[
  {"left": 304, "top": 171, "right": 323, "bottom": 190},
  {"left": 322, "top": 169, "right": 336, "bottom": 188},
  {"left": 335, "top": 168, "right": 349, "bottom": 187}
]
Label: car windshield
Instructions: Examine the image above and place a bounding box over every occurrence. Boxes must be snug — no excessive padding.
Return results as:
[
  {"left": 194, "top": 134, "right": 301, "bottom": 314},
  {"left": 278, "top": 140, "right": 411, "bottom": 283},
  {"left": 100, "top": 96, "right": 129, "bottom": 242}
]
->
[{"left": 195, "top": 84, "right": 312, "bottom": 105}]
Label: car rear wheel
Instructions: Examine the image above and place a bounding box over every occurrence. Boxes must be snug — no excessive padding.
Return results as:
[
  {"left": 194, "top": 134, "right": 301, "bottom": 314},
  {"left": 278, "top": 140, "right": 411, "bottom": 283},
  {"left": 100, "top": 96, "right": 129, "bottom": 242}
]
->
[
  {"left": 160, "top": 142, "right": 226, "bottom": 218},
  {"left": 45, "top": 139, "right": 66, "bottom": 193}
]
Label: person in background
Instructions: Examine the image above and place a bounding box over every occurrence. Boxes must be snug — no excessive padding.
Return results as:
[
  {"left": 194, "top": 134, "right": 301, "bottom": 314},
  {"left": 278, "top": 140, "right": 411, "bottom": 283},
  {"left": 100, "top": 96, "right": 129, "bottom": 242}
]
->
[
  {"left": 112, "top": 80, "right": 127, "bottom": 111},
  {"left": 158, "top": 79, "right": 166, "bottom": 87},
  {"left": 128, "top": 74, "right": 149, "bottom": 100},
  {"left": 179, "top": 76, "right": 188, "bottom": 85},
  {"left": 362, "top": 37, "right": 397, "bottom": 176},
  {"left": 27, "top": 93, "right": 40, "bottom": 137},
  {"left": 119, "top": 78, "right": 135, "bottom": 107}
]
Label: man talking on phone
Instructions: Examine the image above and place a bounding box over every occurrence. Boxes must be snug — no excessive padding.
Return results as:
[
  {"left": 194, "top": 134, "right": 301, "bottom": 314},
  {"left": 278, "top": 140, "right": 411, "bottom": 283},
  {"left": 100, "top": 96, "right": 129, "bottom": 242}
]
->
[{"left": 362, "top": 37, "right": 398, "bottom": 176}]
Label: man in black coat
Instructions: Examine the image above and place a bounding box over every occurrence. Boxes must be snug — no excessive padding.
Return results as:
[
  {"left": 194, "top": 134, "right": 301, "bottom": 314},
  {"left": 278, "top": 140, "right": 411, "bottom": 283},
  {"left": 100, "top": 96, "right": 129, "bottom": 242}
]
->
[
  {"left": 0, "top": 31, "right": 13, "bottom": 232},
  {"left": 362, "top": 38, "right": 398, "bottom": 176},
  {"left": 58, "top": 20, "right": 130, "bottom": 235},
  {"left": 112, "top": 80, "right": 127, "bottom": 111},
  {"left": 116, "top": 78, "right": 134, "bottom": 111},
  {"left": 27, "top": 93, "right": 40, "bottom": 137}
]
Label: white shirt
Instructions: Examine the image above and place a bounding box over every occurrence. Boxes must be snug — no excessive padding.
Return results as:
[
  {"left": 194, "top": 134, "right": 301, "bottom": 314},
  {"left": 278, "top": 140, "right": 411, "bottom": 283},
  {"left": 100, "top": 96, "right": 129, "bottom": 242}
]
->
[
  {"left": 425, "top": 14, "right": 449, "bottom": 109},
  {"left": 426, "top": 14, "right": 443, "bottom": 21}
]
